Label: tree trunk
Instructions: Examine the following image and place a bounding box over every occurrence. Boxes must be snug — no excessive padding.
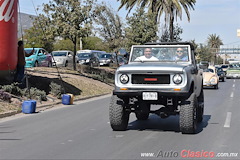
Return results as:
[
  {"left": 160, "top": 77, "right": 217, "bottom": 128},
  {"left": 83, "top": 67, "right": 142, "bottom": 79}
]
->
[
  {"left": 169, "top": 12, "right": 174, "bottom": 42},
  {"left": 73, "top": 37, "right": 77, "bottom": 71}
]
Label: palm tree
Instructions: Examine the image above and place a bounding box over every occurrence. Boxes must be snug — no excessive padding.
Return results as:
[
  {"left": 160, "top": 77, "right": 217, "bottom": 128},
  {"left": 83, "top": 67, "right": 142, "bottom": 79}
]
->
[
  {"left": 207, "top": 34, "right": 223, "bottom": 64},
  {"left": 207, "top": 34, "right": 223, "bottom": 48},
  {"left": 117, "top": 0, "right": 196, "bottom": 41}
]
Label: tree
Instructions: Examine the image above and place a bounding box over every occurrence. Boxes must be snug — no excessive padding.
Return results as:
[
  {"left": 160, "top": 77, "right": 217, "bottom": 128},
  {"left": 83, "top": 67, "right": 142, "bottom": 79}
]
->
[
  {"left": 23, "top": 17, "right": 54, "bottom": 52},
  {"left": 82, "top": 37, "right": 108, "bottom": 51},
  {"left": 53, "top": 39, "right": 74, "bottom": 51},
  {"left": 207, "top": 34, "right": 223, "bottom": 64},
  {"left": 94, "top": 2, "right": 125, "bottom": 52},
  {"left": 125, "top": 7, "right": 158, "bottom": 49},
  {"left": 159, "top": 23, "right": 183, "bottom": 42},
  {"left": 38, "top": 0, "right": 95, "bottom": 70},
  {"left": 207, "top": 34, "right": 223, "bottom": 48},
  {"left": 117, "top": 0, "right": 196, "bottom": 41}
]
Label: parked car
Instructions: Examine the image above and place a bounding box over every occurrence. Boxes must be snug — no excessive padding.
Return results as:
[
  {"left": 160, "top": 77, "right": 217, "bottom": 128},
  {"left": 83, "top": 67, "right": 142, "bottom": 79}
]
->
[
  {"left": 203, "top": 65, "right": 219, "bottom": 89},
  {"left": 109, "top": 42, "right": 204, "bottom": 134},
  {"left": 77, "top": 50, "right": 106, "bottom": 67},
  {"left": 99, "top": 53, "right": 114, "bottom": 66},
  {"left": 216, "top": 67, "right": 225, "bottom": 82},
  {"left": 221, "top": 64, "right": 229, "bottom": 74},
  {"left": 25, "top": 48, "right": 52, "bottom": 68},
  {"left": 111, "top": 54, "right": 128, "bottom": 66},
  {"left": 76, "top": 52, "right": 91, "bottom": 65},
  {"left": 226, "top": 63, "right": 240, "bottom": 79},
  {"left": 52, "top": 50, "right": 74, "bottom": 67}
]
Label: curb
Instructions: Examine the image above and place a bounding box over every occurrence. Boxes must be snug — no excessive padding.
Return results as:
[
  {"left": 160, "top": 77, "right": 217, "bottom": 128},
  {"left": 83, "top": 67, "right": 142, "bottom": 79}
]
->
[{"left": 0, "top": 93, "right": 111, "bottom": 119}]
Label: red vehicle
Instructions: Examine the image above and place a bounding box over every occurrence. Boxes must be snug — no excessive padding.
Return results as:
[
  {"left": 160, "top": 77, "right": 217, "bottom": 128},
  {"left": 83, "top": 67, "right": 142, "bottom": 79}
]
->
[{"left": 0, "top": 0, "right": 18, "bottom": 81}]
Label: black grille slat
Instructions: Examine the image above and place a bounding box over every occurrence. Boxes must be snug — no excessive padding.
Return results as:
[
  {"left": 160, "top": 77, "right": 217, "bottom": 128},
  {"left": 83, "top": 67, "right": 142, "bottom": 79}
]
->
[{"left": 132, "top": 74, "right": 170, "bottom": 84}]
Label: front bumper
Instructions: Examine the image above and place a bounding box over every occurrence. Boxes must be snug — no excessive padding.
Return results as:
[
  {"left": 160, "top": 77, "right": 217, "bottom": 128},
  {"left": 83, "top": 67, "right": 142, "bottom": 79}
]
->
[
  {"left": 203, "top": 81, "right": 217, "bottom": 86},
  {"left": 25, "top": 61, "right": 34, "bottom": 68},
  {"left": 226, "top": 74, "right": 240, "bottom": 78},
  {"left": 113, "top": 89, "right": 189, "bottom": 98}
]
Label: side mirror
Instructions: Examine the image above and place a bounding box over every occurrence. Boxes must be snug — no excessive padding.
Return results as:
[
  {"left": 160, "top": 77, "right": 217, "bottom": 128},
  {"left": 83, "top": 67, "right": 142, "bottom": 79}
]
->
[{"left": 191, "top": 67, "right": 198, "bottom": 74}]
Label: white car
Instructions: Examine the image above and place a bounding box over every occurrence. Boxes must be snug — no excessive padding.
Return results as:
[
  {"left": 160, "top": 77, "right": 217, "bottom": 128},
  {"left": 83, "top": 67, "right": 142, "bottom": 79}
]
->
[{"left": 52, "top": 50, "right": 74, "bottom": 67}]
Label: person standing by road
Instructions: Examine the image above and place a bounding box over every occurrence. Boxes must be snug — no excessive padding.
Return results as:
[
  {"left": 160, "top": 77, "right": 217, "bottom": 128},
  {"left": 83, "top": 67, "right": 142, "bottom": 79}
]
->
[{"left": 14, "top": 40, "right": 34, "bottom": 83}]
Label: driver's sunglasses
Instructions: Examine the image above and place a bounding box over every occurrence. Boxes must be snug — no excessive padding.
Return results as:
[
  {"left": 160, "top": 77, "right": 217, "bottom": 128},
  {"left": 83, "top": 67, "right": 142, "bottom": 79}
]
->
[{"left": 177, "top": 50, "right": 183, "bottom": 53}]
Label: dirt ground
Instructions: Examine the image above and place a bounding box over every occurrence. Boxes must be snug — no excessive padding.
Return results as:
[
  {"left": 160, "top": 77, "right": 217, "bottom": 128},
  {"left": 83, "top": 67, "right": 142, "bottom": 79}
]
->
[{"left": 0, "top": 66, "right": 114, "bottom": 113}]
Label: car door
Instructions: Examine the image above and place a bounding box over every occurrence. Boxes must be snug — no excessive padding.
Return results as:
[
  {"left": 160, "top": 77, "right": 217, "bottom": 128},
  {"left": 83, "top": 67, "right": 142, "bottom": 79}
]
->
[{"left": 37, "top": 49, "right": 47, "bottom": 66}]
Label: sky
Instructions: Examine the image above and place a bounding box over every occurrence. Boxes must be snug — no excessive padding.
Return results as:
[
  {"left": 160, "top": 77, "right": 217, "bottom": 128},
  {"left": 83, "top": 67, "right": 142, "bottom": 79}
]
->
[{"left": 19, "top": 0, "right": 240, "bottom": 46}]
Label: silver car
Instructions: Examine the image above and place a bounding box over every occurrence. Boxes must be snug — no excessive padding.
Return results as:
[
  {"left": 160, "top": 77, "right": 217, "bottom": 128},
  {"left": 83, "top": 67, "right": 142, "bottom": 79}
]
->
[
  {"left": 109, "top": 42, "right": 204, "bottom": 134},
  {"left": 52, "top": 50, "right": 74, "bottom": 67}
]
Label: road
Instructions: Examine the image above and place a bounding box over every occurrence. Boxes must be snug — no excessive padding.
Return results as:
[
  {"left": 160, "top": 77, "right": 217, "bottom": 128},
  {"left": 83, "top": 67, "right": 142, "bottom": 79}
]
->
[{"left": 0, "top": 79, "right": 239, "bottom": 160}]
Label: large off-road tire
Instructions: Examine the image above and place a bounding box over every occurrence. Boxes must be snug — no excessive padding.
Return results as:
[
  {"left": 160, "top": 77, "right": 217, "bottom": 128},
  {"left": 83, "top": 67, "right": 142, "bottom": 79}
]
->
[
  {"left": 109, "top": 95, "right": 129, "bottom": 131},
  {"left": 197, "top": 88, "right": 204, "bottom": 123},
  {"left": 180, "top": 93, "right": 198, "bottom": 134},
  {"left": 135, "top": 103, "right": 150, "bottom": 120}
]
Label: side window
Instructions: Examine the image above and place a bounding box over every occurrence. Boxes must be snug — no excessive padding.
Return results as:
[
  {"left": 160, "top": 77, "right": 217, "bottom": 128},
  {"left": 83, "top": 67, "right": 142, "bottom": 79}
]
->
[{"left": 90, "top": 53, "right": 94, "bottom": 58}]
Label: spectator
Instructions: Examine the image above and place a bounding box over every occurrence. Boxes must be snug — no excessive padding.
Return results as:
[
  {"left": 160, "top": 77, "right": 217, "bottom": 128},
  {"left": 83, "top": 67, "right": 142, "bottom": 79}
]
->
[{"left": 14, "top": 41, "right": 34, "bottom": 83}]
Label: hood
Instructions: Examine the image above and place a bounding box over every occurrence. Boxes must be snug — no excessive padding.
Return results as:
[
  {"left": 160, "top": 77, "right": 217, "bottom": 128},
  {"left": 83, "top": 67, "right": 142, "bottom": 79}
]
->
[
  {"left": 53, "top": 56, "right": 66, "bottom": 60},
  {"left": 118, "top": 63, "right": 189, "bottom": 73},
  {"left": 203, "top": 72, "right": 215, "bottom": 80}
]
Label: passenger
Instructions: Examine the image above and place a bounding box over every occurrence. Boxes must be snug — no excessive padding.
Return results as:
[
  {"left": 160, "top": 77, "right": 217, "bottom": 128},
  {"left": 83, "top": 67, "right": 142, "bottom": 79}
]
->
[
  {"left": 135, "top": 48, "right": 158, "bottom": 61},
  {"left": 173, "top": 48, "right": 188, "bottom": 61}
]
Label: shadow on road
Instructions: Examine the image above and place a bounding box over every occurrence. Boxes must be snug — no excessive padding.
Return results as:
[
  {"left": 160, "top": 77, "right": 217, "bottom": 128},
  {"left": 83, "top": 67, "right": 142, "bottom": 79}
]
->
[{"left": 127, "top": 114, "right": 211, "bottom": 134}]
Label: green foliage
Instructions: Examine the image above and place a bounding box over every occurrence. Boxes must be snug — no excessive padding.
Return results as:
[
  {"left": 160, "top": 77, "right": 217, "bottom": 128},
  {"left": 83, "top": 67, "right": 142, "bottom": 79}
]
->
[
  {"left": 23, "top": 88, "right": 47, "bottom": 102},
  {"left": 49, "top": 82, "right": 63, "bottom": 99},
  {"left": 125, "top": 7, "right": 158, "bottom": 48},
  {"left": 94, "top": 2, "right": 126, "bottom": 52},
  {"left": 160, "top": 24, "right": 183, "bottom": 42},
  {"left": 0, "top": 83, "right": 23, "bottom": 97},
  {"left": 195, "top": 44, "right": 213, "bottom": 62},
  {"left": 23, "top": 16, "right": 54, "bottom": 52},
  {"left": 0, "top": 83, "right": 47, "bottom": 101},
  {"left": 53, "top": 39, "right": 74, "bottom": 51},
  {"left": 82, "top": 37, "right": 108, "bottom": 51},
  {"left": 207, "top": 34, "right": 223, "bottom": 48}
]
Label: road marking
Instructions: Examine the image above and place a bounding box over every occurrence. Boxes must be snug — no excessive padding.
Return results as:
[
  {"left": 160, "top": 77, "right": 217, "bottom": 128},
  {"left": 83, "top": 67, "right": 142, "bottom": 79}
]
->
[
  {"left": 224, "top": 112, "right": 232, "bottom": 128},
  {"left": 234, "top": 79, "right": 236, "bottom": 82},
  {"left": 233, "top": 84, "right": 235, "bottom": 88},
  {"left": 230, "top": 92, "right": 234, "bottom": 98}
]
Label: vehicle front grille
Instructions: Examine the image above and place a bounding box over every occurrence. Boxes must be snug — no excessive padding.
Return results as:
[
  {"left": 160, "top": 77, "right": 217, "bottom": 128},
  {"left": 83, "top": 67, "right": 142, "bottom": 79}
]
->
[{"left": 132, "top": 74, "right": 170, "bottom": 84}]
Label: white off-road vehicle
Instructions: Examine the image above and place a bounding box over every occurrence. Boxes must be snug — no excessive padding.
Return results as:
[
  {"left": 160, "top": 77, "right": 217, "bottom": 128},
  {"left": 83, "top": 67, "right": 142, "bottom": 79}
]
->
[{"left": 109, "top": 42, "right": 204, "bottom": 134}]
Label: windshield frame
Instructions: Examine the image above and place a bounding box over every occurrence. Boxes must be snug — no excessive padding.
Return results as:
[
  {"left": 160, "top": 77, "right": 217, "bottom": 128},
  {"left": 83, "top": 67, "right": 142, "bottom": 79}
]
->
[{"left": 128, "top": 45, "right": 192, "bottom": 64}]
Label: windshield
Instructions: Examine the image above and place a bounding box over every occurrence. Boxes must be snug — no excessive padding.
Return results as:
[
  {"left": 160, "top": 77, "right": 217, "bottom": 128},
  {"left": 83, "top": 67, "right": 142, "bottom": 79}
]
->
[
  {"left": 203, "top": 68, "right": 214, "bottom": 73},
  {"left": 229, "top": 64, "right": 240, "bottom": 69},
  {"left": 130, "top": 47, "right": 189, "bottom": 62},
  {"left": 101, "top": 54, "right": 112, "bottom": 58},
  {"left": 52, "top": 52, "right": 67, "bottom": 56},
  {"left": 78, "top": 53, "right": 90, "bottom": 58},
  {"left": 25, "top": 49, "right": 37, "bottom": 54}
]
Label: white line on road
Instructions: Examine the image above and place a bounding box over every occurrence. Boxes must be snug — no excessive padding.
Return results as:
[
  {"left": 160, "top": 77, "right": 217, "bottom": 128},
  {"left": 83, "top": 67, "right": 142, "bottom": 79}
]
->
[
  {"left": 224, "top": 112, "right": 232, "bottom": 128},
  {"left": 230, "top": 92, "right": 234, "bottom": 98},
  {"left": 234, "top": 79, "right": 236, "bottom": 82},
  {"left": 233, "top": 84, "right": 235, "bottom": 88}
]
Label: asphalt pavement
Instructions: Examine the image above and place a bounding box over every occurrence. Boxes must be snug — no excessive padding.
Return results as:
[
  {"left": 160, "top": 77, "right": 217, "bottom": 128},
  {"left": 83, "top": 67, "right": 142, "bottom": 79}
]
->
[{"left": 0, "top": 80, "right": 239, "bottom": 160}]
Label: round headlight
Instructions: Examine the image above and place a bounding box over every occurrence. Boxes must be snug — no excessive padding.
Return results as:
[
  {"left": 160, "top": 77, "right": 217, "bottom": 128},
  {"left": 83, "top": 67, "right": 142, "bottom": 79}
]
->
[
  {"left": 173, "top": 74, "right": 182, "bottom": 84},
  {"left": 120, "top": 74, "right": 129, "bottom": 84}
]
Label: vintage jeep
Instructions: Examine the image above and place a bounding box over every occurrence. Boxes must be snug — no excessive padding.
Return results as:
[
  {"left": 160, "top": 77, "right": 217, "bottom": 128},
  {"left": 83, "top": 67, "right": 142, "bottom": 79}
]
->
[{"left": 109, "top": 42, "right": 204, "bottom": 134}]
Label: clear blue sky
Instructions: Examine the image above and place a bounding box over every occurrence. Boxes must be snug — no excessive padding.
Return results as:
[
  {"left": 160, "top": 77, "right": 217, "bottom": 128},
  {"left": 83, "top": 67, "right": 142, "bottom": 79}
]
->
[{"left": 19, "top": 0, "right": 240, "bottom": 46}]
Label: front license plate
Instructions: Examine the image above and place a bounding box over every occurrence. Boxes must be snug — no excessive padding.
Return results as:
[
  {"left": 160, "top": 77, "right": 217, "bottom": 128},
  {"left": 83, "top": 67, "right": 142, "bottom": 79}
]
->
[{"left": 142, "top": 92, "right": 158, "bottom": 100}]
